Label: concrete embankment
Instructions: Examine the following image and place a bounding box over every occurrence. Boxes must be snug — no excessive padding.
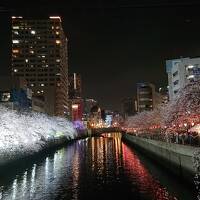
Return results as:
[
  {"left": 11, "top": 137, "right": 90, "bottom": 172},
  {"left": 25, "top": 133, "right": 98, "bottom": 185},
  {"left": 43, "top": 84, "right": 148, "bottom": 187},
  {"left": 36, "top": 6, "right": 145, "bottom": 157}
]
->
[{"left": 122, "top": 133, "right": 200, "bottom": 183}]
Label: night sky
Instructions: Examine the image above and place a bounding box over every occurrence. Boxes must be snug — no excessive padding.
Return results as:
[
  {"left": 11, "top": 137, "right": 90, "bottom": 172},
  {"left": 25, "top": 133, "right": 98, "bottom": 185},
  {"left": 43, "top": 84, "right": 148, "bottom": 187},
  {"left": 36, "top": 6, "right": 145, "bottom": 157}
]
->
[{"left": 1, "top": 0, "right": 200, "bottom": 110}]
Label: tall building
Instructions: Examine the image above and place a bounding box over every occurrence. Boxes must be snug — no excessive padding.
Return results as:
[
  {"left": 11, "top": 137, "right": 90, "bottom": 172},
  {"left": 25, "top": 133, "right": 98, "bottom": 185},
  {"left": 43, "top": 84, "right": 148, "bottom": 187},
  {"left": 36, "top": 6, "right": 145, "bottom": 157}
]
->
[
  {"left": 69, "top": 73, "right": 82, "bottom": 99},
  {"left": 68, "top": 73, "right": 82, "bottom": 121},
  {"left": 121, "top": 97, "right": 137, "bottom": 118},
  {"left": 11, "top": 16, "right": 68, "bottom": 116},
  {"left": 166, "top": 57, "right": 200, "bottom": 100},
  {"left": 137, "top": 82, "right": 155, "bottom": 112}
]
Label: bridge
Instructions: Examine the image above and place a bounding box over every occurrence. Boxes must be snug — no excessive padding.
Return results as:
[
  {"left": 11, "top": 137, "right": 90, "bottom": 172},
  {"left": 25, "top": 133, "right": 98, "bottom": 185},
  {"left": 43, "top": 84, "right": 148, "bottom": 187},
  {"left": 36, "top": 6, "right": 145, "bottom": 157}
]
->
[{"left": 90, "top": 127, "right": 122, "bottom": 136}]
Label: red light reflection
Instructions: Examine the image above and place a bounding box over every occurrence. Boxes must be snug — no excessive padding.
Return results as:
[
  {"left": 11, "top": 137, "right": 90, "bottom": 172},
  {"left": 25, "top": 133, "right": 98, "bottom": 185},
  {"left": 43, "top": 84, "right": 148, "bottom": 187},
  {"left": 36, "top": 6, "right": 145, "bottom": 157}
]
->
[{"left": 122, "top": 143, "right": 178, "bottom": 200}]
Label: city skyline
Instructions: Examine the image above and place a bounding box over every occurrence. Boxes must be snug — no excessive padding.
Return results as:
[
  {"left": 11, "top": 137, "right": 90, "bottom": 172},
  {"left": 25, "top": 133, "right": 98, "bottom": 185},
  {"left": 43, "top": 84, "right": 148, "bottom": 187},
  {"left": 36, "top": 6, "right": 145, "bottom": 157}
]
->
[{"left": 1, "top": 0, "right": 200, "bottom": 110}]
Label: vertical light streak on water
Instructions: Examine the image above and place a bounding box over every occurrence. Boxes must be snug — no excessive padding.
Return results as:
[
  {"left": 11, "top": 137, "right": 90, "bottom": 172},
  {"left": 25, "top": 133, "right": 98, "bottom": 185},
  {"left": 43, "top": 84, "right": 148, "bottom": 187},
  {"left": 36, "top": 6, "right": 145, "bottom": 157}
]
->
[
  {"left": 0, "top": 186, "right": 3, "bottom": 200},
  {"left": 30, "top": 164, "right": 36, "bottom": 199},
  {"left": 22, "top": 171, "right": 28, "bottom": 198},
  {"left": 71, "top": 144, "right": 80, "bottom": 200},
  {"left": 53, "top": 152, "right": 58, "bottom": 179},
  {"left": 91, "top": 138, "right": 95, "bottom": 172},
  {"left": 45, "top": 157, "right": 50, "bottom": 191},
  {"left": 12, "top": 179, "right": 18, "bottom": 200}
]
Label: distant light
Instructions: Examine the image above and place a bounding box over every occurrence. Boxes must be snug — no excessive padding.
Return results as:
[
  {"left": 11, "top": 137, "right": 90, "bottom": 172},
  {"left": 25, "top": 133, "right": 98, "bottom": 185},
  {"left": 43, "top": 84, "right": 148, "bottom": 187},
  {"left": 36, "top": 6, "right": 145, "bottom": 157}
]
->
[
  {"left": 184, "top": 123, "right": 187, "bottom": 127},
  {"left": 12, "top": 16, "right": 23, "bottom": 19},
  {"left": 187, "top": 75, "right": 195, "bottom": 79},
  {"left": 49, "top": 16, "right": 61, "bottom": 21},
  {"left": 13, "top": 69, "right": 18, "bottom": 72},
  {"left": 12, "top": 40, "right": 19, "bottom": 44},
  {"left": 12, "top": 49, "right": 19, "bottom": 53},
  {"left": 72, "top": 104, "right": 78, "bottom": 109},
  {"left": 13, "top": 26, "right": 19, "bottom": 30},
  {"left": 13, "top": 31, "right": 19, "bottom": 35},
  {"left": 31, "top": 30, "right": 36, "bottom": 35},
  {"left": 55, "top": 40, "right": 61, "bottom": 44},
  {"left": 187, "top": 65, "right": 194, "bottom": 69}
]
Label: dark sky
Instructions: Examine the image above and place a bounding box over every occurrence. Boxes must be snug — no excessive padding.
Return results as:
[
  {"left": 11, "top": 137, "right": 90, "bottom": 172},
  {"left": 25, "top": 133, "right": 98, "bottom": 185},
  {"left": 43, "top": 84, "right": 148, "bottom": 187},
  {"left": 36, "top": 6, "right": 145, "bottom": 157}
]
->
[{"left": 1, "top": 0, "right": 200, "bottom": 110}]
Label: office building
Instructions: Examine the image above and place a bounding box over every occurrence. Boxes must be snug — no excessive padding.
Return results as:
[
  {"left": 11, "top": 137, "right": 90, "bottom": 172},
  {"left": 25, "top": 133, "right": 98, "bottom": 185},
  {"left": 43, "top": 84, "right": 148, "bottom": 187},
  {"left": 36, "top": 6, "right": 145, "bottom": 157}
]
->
[
  {"left": 11, "top": 16, "right": 68, "bottom": 116},
  {"left": 166, "top": 57, "right": 200, "bottom": 100},
  {"left": 137, "top": 82, "right": 155, "bottom": 112}
]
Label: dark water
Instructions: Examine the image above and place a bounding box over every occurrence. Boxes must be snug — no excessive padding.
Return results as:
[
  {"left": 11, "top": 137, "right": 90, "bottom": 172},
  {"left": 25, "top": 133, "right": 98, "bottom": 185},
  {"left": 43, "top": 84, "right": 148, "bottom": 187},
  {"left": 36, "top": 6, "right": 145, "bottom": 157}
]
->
[{"left": 0, "top": 133, "right": 196, "bottom": 200}]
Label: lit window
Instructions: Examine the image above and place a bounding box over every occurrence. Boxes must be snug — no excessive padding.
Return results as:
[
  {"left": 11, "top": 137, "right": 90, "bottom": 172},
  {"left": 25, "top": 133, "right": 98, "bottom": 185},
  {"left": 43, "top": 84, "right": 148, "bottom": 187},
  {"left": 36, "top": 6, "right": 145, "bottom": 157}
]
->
[
  {"left": 56, "top": 31, "right": 60, "bottom": 35},
  {"left": 30, "top": 50, "right": 34, "bottom": 54},
  {"left": 25, "top": 59, "right": 29, "bottom": 63},
  {"left": 42, "top": 55, "right": 46, "bottom": 58},
  {"left": 13, "top": 69, "right": 18, "bottom": 72},
  {"left": 12, "top": 40, "right": 19, "bottom": 44},
  {"left": 37, "top": 91, "right": 40, "bottom": 94},
  {"left": 187, "top": 65, "right": 194, "bottom": 69},
  {"left": 52, "top": 26, "right": 54, "bottom": 30},
  {"left": 13, "top": 26, "right": 19, "bottom": 29},
  {"left": 13, "top": 31, "right": 19, "bottom": 35},
  {"left": 187, "top": 75, "right": 195, "bottom": 79},
  {"left": 56, "top": 59, "right": 60, "bottom": 62},
  {"left": 12, "top": 16, "right": 23, "bottom": 19},
  {"left": 40, "top": 83, "right": 45, "bottom": 87},
  {"left": 31, "top": 30, "right": 36, "bottom": 35},
  {"left": 12, "top": 49, "right": 19, "bottom": 53},
  {"left": 30, "top": 83, "right": 34, "bottom": 87},
  {"left": 55, "top": 40, "right": 61, "bottom": 44},
  {"left": 56, "top": 73, "right": 61, "bottom": 76},
  {"left": 50, "top": 16, "right": 61, "bottom": 20},
  {"left": 41, "top": 90, "right": 44, "bottom": 93}
]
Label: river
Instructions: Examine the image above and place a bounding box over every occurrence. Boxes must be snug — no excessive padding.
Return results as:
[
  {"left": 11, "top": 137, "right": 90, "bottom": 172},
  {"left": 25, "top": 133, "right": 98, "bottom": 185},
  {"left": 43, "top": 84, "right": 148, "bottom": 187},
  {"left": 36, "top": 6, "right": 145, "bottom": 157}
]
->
[{"left": 0, "top": 133, "right": 196, "bottom": 200}]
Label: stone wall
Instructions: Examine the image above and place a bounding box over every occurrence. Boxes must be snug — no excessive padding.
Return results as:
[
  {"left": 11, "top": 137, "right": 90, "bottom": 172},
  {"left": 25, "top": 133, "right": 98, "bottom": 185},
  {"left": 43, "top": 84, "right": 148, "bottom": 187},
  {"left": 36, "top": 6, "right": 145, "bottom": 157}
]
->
[{"left": 123, "top": 133, "right": 199, "bottom": 183}]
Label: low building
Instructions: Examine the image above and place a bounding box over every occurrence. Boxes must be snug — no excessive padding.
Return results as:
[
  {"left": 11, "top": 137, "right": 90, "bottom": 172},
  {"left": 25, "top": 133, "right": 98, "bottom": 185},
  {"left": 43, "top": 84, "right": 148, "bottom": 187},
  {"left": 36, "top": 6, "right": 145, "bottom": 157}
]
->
[{"left": 0, "top": 76, "right": 32, "bottom": 110}]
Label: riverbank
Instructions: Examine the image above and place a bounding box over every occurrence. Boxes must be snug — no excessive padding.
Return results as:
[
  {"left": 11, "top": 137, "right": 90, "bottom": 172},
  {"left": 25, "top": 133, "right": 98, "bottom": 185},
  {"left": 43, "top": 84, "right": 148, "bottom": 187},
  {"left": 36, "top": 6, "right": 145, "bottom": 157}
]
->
[
  {"left": 0, "top": 130, "right": 91, "bottom": 167},
  {"left": 122, "top": 133, "right": 199, "bottom": 183}
]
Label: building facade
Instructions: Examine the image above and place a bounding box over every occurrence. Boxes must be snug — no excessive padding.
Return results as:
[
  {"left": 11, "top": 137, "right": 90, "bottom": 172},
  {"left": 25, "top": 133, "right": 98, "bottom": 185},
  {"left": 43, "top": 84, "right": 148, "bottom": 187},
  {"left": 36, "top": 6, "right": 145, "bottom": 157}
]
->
[
  {"left": 121, "top": 97, "right": 137, "bottom": 118},
  {"left": 166, "top": 57, "right": 200, "bottom": 100},
  {"left": 69, "top": 73, "right": 82, "bottom": 99},
  {"left": 137, "top": 82, "right": 155, "bottom": 112},
  {"left": 11, "top": 16, "right": 68, "bottom": 116},
  {"left": 0, "top": 76, "right": 32, "bottom": 110}
]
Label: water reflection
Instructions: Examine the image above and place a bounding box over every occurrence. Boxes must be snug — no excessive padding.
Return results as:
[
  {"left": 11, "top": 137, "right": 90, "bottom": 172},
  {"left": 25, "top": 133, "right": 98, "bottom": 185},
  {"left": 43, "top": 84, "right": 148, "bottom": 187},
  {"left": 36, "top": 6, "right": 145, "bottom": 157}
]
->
[{"left": 0, "top": 133, "right": 196, "bottom": 200}]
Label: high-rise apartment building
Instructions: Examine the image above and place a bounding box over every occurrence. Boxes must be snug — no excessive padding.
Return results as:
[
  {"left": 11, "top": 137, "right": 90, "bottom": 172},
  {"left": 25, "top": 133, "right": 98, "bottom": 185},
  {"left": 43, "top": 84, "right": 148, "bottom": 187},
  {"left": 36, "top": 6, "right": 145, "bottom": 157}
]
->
[
  {"left": 137, "top": 82, "right": 155, "bottom": 112},
  {"left": 11, "top": 16, "right": 68, "bottom": 116},
  {"left": 166, "top": 57, "right": 200, "bottom": 100}
]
